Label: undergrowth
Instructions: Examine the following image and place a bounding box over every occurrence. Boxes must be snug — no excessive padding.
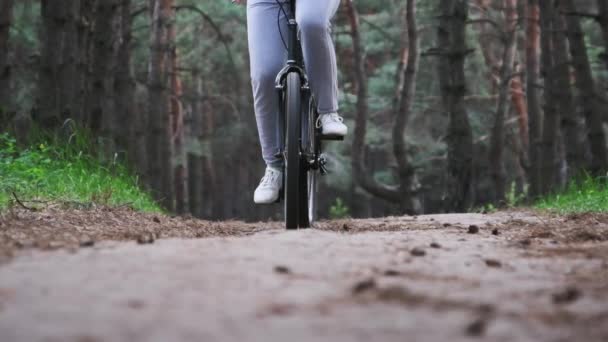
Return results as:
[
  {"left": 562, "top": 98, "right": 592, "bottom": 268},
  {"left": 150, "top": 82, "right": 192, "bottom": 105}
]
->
[
  {"left": 0, "top": 130, "right": 160, "bottom": 212},
  {"left": 535, "top": 176, "right": 608, "bottom": 214}
]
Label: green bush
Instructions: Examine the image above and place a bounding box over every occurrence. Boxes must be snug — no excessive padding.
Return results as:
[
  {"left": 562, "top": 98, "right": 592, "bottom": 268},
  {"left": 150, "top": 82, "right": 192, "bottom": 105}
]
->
[
  {"left": 535, "top": 176, "right": 608, "bottom": 213},
  {"left": 0, "top": 132, "right": 160, "bottom": 212}
]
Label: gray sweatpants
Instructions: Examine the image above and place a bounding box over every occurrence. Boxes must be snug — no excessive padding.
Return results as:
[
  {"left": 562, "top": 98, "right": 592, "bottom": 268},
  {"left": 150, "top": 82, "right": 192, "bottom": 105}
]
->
[{"left": 247, "top": 0, "right": 340, "bottom": 167}]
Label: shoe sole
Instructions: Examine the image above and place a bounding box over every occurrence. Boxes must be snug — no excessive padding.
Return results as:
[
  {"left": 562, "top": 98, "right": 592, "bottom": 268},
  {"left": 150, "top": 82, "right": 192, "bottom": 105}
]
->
[
  {"left": 320, "top": 134, "right": 345, "bottom": 141},
  {"left": 254, "top": 188, "right": 284, "bottom": 205}
]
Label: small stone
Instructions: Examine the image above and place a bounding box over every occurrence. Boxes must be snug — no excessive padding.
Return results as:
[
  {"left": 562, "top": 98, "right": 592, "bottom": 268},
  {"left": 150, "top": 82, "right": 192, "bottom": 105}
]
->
[
  {"left": 14, "top": 240, "right": 35, "bottom": 249},
  {"left": 410, "top": 248, "right": 426, "bottom": 257},
  {"left": 79, "top": 236, "right": 95, "bottom": 248},
  {"left": 36, "top": 241, "right": 64, "bottom": 250},
  {"left": 352, "top": 278, "right": 377, "bottom": 294},
  {"left": 519, "top": 239, "right": 532, "bottom": 247},
  {"left": 137, "top": 234, "right": 155, "bottom": 245},
  {"left": 429, "top": 218, "right": 435, "bottom": 221},
  {"left": 465, "top": 318, "right": 487, "bottom": 337},
  {"left": 274, "top": 266, "right": 291, "bottom": 274},
  {"left": 384, "top": 269, "right": 401, "bottom": 277},
  {"left": 492, "top": 228, "right": 500, "bottom": 235},
  {"left": 478, "top": 304, "right": 496, "bottom": 315},
  {"left": 443, "top": 223, "right": 451, "bottom": 227},
  {"left": 485, "top": 259, "right": 502, "bottom": 268},
  {"left": 430, "top": 242, "right": 441, "bottom": 249},
  {"left": 552, "top": 287, "right": 581, "bottom": 304},
  {"left": 342, "top": 223, "right": 350, "bottom": 231},
  {"left": 468, "top": 225, "right": 480, "bottom": 234},
  {"left": 152, "top": 216, "right": 161, "bottom": 223},
  {"left": 127, "top": 299, "right": 145, "bottom": 310}
]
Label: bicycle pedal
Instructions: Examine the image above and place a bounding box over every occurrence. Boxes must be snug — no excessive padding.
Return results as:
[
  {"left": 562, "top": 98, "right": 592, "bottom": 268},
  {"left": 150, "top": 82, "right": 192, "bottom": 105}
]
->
[
  {"left": 319, "top": 158, "right": 329, "bottom": 175},
  {"left": 320, "top": 134, "right": 344, "bottom": 141}
]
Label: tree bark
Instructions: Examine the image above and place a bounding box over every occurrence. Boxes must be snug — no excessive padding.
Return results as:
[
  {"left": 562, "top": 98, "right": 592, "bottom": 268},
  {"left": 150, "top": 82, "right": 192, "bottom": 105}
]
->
[
  {"left": 437, "top": 0, "right": 474, "bottom": 212},
  {"left": 0, "top": 0, "right": 14, "bottom": 114},
  {"left": 346, "top": 0, "right": 400, "bottom": 204},
  {"left": 114, "top": 0, "right": 136, "bottom": 159},
  {"left": 391, "top": 0, "right": 421, "bottom": 214},
  {"left": 471, "top": 0, "right": 501, "bottom": 92},
  {"left": 75, "top": 0, "right": 95, "bottom": 126},
  {"left": 188, "top": 72, "right": 204, "bottom": 218},
  {"left": 553, "top": 11, "right": 586, "bottom": 178},
  {"left": 38, "top": 1, "right": 67, "bottom": 130},
  {"left": 598, "top": 0, "right": 608, "bottom": 70},
  {"left": 36, "top": 0, "right": 85, "bottom": 131},
  {"left": 538, "top": 0, "right": 559, "bottom": 195},
  {"left": 489, "top": 0, "right": 518, "bottom": 204},
  {"left": 147, "top": 0, "right": 175, "bottom": 210},
  {"left": 169, "top": 22, "right": 187, "bottom": 215},
  {"left": 58, "top": 0, "right": 80, "bottom": 125},
  {"left": 561, "top": 0, "right": 608, "bottom": 175},
  {"left": 87, "top": 0, "right": 120, "bottom": 149},
  {"left": 526, "top": 0, "right": 542, "bottom": 198}
]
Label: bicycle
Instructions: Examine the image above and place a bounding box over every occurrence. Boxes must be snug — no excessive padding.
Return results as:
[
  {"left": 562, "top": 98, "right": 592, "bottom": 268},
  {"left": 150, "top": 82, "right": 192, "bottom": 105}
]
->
[{"left": 274, "top": 0, "right": 342, "bottom": 229}]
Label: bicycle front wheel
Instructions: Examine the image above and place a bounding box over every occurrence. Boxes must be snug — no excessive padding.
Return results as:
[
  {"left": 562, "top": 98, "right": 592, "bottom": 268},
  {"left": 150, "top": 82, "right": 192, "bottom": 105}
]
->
[
  {"left": 284, "top": 72, "right": 302, "bottom": 230},
  {"left": 298, "top": 97, "right": 318, "bottom": 228}
]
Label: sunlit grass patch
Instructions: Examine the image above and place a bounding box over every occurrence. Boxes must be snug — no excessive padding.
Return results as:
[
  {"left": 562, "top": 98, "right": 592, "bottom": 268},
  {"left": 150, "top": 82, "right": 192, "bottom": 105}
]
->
[
  {"left": 0, "top": 132, "right": 161, "bottom": 212},
  {"left": 536, "top": 176, "right": 608, "bottom": 214}
]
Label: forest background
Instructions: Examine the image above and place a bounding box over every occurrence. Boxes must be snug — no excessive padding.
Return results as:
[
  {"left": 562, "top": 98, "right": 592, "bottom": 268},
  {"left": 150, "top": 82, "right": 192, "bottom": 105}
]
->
[{"left": 0, "top": 0, "right": 607, "bottom": 221}]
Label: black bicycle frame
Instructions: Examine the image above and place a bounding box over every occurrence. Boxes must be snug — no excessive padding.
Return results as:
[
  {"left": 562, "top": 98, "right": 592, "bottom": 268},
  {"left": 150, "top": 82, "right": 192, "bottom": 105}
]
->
[
  {"left": 274, "top": 0, "right": 311, "bottom": 162},
  {"left": 287, "top": 0, "right": 298, "bottom": 63}
]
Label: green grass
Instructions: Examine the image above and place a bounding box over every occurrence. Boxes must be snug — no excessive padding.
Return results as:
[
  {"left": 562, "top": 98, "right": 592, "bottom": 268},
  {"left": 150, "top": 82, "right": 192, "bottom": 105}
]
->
[
  {"left": 0, "top": 132, "right": 161, "bottom": 212},
  {"left": 535, "top": 176, "right": 608, "bottom": 214}
]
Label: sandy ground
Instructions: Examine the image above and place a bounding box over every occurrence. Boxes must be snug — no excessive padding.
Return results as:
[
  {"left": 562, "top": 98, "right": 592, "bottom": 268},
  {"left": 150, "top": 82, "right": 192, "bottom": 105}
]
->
[{"left": 0, "top": 209, "right": 607, "bottom": 342}]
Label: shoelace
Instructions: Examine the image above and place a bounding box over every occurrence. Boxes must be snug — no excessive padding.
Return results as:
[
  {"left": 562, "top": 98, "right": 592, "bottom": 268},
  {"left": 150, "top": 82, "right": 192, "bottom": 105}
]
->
[
  {"left": 259, "top": 169, "right": 280, "bottom": 188},
  {"left": 316, "top": 113, "right": 344, "bottom": 129}
]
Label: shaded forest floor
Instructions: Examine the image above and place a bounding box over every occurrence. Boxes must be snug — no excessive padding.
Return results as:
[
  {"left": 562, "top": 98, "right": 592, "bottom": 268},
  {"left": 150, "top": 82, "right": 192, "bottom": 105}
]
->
[{"left": 0, "top": 208, "right": 607, "bottom": 341}]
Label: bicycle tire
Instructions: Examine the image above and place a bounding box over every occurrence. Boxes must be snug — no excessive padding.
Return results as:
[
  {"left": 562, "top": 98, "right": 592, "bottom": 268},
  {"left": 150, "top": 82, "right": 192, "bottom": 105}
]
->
[
  {"left": 298, "top": 98, "right": 318, "bottom": 228},
  {"left": 284, "top": 72, "right": 302, "bottom": 230}
]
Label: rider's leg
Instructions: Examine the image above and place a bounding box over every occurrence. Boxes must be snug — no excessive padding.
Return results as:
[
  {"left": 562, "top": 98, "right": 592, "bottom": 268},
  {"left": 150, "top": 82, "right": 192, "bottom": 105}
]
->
[
  {"left": 296, "top": 0, "right": 341, "bottom": 115},
  {"left": 247, "top": 1, "right": 288, "bottom": 169}
]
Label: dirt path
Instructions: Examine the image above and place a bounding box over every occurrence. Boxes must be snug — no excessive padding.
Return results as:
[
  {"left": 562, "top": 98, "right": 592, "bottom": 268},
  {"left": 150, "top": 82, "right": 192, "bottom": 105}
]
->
[{"left": 0, "top": 210, "right": 607, "bottom": 341}]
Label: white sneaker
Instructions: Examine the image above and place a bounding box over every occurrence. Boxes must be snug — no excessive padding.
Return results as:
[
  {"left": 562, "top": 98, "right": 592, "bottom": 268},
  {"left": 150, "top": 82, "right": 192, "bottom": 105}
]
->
[
  {"left": 317, "top": 113, "right": 348, "bottom": 137},
  {"left": 254, "top": 167, "right": 283, "bottom": 204}
]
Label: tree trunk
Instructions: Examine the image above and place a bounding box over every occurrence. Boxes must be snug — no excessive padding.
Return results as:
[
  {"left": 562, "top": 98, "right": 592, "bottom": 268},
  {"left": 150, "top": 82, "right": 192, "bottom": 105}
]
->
[
  {"left": 438, "top": 0, "right": 474, "bottom": 212},
  {"left": 188, "top": 72, "right": 204, "bottom": 218},
  {"left": 489, "top": 0, "right": 518, "bottom": 204},
  {"left": 87, "top": 0, "right": 119, "bottom": 150},
  {"left": 511, "top": 65, "right": 528, "bottom": 150},
  {"left": 75, "top": 0, "right": 95, "bottom": 126},
  {"left": 36, "top": 0, "right": 84, "bottom": 131},
  {"left": 114, "top": 0, "right": 136, "bottom": 160},
  {"left": 553, "top": 11, "right": 586, "bottom": 178},
  {"left": 471, "top": 0, "right": 501, "bottom": 92},
  {"left": 598, "top": 0, "right": 608, "bottom": 70},
  {"left": 526, "top": 0, "right": 542, "bottom": 198},
  {"left": 392, "top": 0, "right": 421, "bottom": 214},
  {"left": 147, "top": 0, "right": 175, "bottom": 210},
  {"left": 0, "top": 0, "right": 14, "bottom": 114},
  {"left": 346, "top": 0, "right": 400, "bottom": 204},
  {"left": 561, "top": 0, "right": 608, "bottom": 175},
  {"left": 346, "top": 0, "right": 421, "bottom": 213},
  {"left": 202, "top": 95, "right": 216, "bottom": 218},
  {"left": 538, "top": 0, "right": 559, "bottom": 195},
  {"left": 169, "top": 23, "right": 187, "bottom": 215},
  {"left": 58, "top": 0, "right": 80, "bottom": 125},
  {"left": 38, "top": 2, "right": 67, "bottom": 130}
]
